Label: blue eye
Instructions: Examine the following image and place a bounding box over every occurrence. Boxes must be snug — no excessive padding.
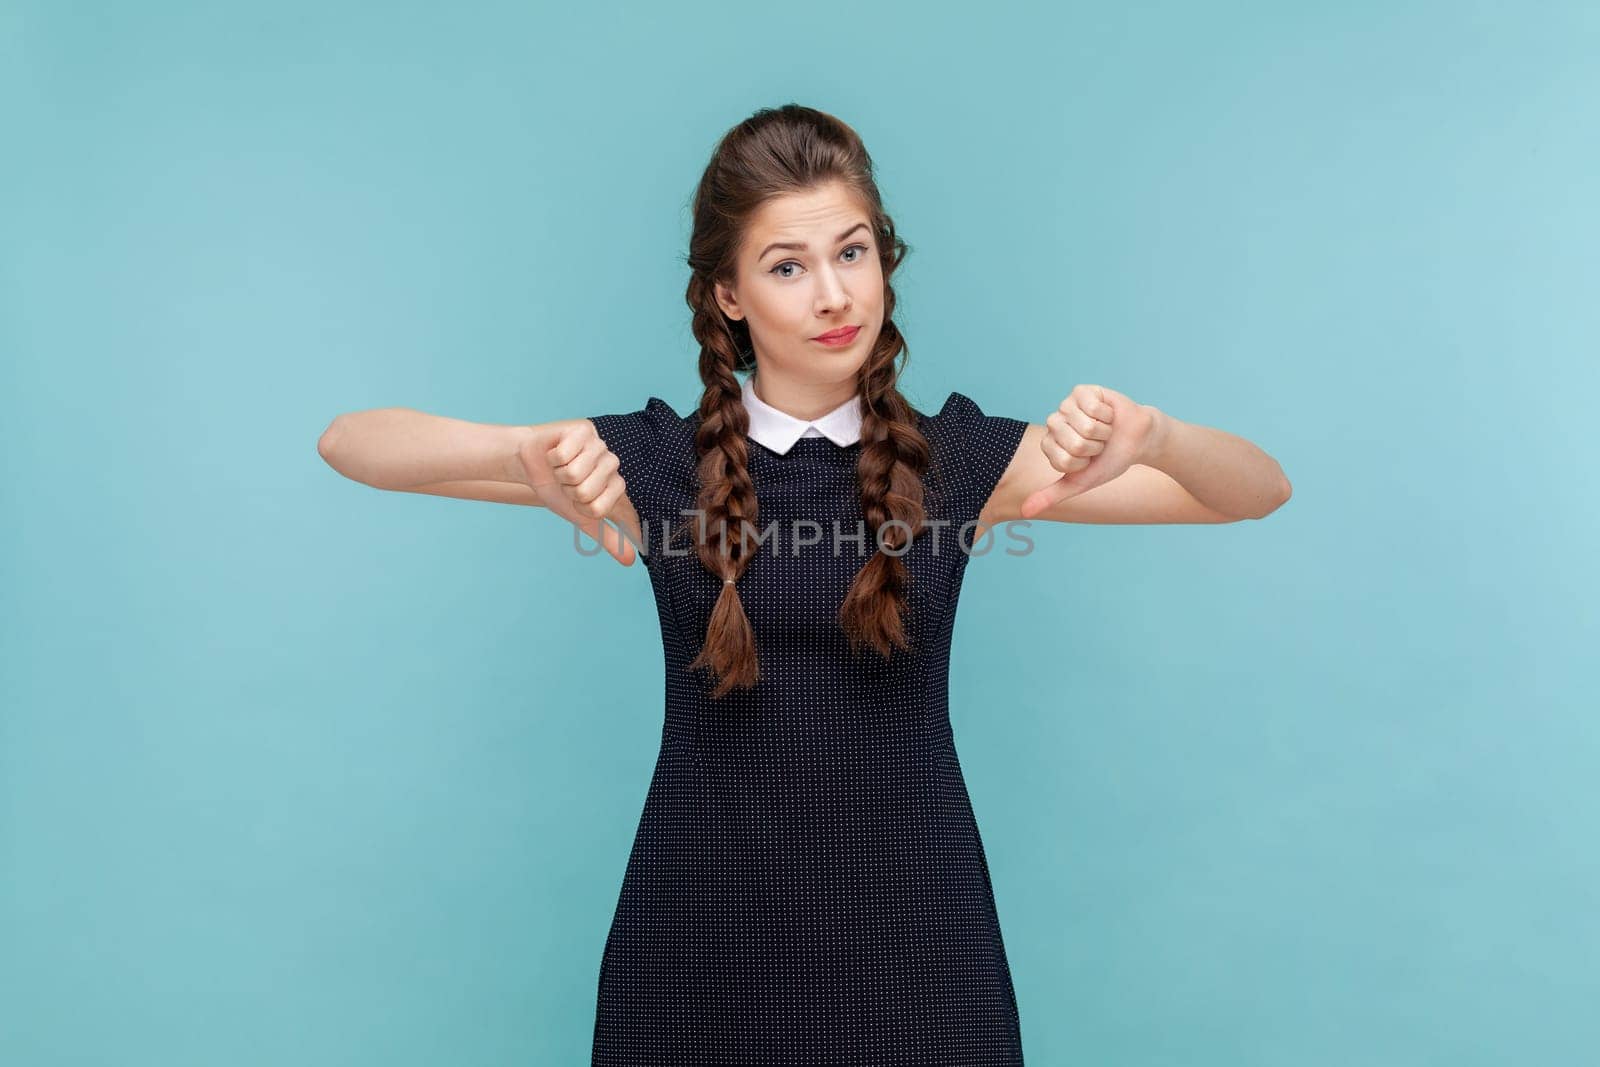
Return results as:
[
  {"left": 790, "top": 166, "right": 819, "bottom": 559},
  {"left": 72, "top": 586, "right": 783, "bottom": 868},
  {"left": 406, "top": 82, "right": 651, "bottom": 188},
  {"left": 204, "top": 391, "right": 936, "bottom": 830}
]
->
[{"left": 771, "top": 243, "right": 871, "bottom": 279}]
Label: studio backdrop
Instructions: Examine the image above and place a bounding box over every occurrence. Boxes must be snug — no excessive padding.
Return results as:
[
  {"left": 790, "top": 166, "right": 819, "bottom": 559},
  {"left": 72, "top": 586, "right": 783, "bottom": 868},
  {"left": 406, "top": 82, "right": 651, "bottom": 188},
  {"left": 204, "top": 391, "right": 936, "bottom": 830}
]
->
[{"left": 3, "top": 1, "right": 1595, "bottom": 1064}]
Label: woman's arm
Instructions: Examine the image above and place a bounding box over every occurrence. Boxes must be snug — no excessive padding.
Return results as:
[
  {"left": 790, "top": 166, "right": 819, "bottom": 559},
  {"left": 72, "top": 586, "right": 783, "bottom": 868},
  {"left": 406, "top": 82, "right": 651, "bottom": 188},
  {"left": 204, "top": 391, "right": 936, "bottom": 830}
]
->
[
  {"left": 317, "top": 409, "right": 643, "bottom": 564},
  {"left": 398, "top": 479, "right": 544, "bottom": 506},
  {"left": 983, "top": 386, "right": 1291, "bottom": 526},
  {"left": 316, "top": 408, "right": 535, "bottom": 492},
  {"left": 1131, "top": 407, "right": 1291, "bottom": 519}
]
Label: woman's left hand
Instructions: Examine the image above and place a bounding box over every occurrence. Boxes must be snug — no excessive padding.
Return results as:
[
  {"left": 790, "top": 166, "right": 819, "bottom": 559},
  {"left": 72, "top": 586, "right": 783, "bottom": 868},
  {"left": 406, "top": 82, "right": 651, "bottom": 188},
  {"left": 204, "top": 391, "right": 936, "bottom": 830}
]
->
[{"left": 1020, "top": 384, "right": 1164, "bottom": 518}]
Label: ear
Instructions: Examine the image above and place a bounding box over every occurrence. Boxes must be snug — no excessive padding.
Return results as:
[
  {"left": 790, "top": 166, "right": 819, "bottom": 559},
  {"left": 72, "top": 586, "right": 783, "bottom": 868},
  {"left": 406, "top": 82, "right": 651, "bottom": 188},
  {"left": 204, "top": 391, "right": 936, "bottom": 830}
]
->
[{"left": 713, "top": 279, "right": 743, "bottom": 321}]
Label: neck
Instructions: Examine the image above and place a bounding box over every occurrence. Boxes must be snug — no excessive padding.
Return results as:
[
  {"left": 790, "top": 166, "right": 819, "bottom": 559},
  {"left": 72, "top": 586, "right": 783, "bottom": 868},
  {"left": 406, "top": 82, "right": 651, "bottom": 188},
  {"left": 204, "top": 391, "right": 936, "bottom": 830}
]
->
[{"left": 751, "top": 369, "right": 856, "bottom": 422}]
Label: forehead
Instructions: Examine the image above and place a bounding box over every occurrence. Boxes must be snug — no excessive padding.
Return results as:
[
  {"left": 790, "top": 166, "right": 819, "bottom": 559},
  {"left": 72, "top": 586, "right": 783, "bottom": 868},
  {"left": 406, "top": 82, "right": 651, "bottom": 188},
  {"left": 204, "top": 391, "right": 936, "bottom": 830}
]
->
[{"left": 744, "top": 183, "right": 869, "bottom": 247}]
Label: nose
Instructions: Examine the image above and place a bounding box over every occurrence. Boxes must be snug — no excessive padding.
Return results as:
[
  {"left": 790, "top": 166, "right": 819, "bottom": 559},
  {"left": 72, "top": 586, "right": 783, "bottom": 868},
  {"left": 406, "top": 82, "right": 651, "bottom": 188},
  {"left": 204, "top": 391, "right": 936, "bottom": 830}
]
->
[{"left": 814, "top": 263, "right": 851, "bottom": 315}]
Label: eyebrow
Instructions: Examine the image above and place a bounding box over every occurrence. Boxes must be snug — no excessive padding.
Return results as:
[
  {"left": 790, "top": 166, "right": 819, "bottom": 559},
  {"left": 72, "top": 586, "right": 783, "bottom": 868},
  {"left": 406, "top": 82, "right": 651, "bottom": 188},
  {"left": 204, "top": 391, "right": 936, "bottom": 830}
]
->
[{"left": 757, "top": 221, "right": 871, "bottom": 262}]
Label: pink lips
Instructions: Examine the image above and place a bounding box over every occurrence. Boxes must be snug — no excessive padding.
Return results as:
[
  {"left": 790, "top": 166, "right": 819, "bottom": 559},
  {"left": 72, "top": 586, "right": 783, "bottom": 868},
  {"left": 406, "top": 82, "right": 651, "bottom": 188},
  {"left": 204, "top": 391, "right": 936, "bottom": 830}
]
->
[{"left": 812, "top": 325, "right": 860, "bottom": 346}]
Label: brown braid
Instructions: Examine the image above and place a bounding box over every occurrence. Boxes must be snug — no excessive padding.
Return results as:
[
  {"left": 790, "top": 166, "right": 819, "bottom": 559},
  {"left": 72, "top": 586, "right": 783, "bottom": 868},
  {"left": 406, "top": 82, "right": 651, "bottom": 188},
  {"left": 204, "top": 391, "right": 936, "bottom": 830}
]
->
[{"left": 680, "top": 104, "right": 930, "bottom": 699}]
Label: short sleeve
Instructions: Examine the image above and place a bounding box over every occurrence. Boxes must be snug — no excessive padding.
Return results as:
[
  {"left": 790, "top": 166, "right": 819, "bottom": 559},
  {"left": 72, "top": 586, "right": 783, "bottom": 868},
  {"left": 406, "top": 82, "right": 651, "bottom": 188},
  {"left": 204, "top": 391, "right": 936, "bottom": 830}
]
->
[
  {"left": 926, "top": 391, "right": 1029, "bottom": 533},
  {"left": 586, "top": 396, "right": 687, "bottom": 532}
]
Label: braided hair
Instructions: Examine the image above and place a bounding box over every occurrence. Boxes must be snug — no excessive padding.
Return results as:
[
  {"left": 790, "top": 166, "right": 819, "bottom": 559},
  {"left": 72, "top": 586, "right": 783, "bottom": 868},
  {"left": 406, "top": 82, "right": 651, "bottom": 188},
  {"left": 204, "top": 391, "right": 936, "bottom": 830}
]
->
[{"left": 680, "top": 104, "right": 931, "bottom": 698}]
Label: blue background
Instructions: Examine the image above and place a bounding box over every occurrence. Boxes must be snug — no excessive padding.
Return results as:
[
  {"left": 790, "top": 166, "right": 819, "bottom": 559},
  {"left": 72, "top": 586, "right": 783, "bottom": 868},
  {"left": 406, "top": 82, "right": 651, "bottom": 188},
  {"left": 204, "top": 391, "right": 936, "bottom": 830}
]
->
[{"left": 4, "top": 1, "right": 1596, "bottom": 1063}]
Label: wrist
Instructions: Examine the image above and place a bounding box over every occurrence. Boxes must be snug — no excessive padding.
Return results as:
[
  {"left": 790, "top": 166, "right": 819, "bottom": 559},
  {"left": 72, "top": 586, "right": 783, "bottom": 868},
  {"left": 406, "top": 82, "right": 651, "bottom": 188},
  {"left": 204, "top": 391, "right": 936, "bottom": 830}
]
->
[
  {"left": 1138, "top": 405, "right": 1174, "bottom": 468},
  {"left": 502, "top": 424, "right": 540, "bottom": 483}
]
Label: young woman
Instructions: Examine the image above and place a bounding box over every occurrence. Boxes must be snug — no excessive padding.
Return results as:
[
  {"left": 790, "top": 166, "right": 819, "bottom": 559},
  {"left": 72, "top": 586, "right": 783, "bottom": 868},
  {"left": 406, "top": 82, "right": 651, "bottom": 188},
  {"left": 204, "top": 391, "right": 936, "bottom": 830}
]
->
[{"left": 319, "top": 104, "right": 1290, "bottom": 1065}]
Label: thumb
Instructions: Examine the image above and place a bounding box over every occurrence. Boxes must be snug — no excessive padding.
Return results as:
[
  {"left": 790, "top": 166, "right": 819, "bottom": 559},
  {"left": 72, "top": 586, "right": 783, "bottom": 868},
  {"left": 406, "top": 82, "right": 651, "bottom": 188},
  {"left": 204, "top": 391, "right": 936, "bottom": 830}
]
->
[
  {"left": 574, "top": 513, "right": 638, "bottom": 567},
  {"left": 1019, "top": 474, "right": 1088, "bottom": 519}
]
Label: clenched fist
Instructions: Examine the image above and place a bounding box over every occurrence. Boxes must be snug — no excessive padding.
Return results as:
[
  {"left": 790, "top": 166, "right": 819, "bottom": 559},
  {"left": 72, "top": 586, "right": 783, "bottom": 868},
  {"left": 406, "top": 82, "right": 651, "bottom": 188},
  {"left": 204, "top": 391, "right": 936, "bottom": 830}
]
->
[
  {"left": 516, "top": 420, "right": 642, "bottom": 566},
  {"left": 1021, "top": 384, "right": 1163, "bottom": 518}
]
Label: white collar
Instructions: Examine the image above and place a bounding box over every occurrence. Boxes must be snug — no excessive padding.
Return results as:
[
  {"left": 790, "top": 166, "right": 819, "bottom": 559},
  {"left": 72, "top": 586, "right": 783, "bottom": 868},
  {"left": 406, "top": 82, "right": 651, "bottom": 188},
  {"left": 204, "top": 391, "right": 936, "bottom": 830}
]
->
[{"left": 741, "top": 374, "right": 863, "bottom": 454}]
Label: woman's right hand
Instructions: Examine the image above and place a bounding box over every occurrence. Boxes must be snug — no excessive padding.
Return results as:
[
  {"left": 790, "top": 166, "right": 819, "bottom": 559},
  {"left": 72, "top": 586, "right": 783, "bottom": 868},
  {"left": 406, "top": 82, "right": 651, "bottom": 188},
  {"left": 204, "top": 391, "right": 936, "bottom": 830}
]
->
[{"left": 516, "top": 420, "right": 641, "bottom": 566}]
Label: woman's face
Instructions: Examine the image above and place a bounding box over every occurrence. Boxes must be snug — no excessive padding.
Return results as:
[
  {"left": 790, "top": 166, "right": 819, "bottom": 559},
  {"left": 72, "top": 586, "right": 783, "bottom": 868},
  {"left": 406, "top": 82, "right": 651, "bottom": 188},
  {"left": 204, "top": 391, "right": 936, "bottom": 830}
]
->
[{"left": 713, "top": 181, "right": 884, "bottom": 390}]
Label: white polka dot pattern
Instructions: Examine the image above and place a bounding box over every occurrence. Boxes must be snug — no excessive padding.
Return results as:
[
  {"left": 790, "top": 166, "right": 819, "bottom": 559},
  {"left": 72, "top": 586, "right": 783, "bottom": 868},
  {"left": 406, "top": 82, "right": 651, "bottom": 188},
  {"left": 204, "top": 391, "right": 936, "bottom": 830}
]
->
[{"left": 584, "top": 391, "right": 1030, "bottom": 1064}]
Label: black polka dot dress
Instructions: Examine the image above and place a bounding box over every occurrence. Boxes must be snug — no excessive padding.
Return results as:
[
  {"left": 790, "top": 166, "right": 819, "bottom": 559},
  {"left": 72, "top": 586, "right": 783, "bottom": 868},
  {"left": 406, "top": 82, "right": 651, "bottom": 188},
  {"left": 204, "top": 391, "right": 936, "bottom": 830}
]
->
[{"left": 585, "top": 390, "right": 1030, "bottom": 1065}]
